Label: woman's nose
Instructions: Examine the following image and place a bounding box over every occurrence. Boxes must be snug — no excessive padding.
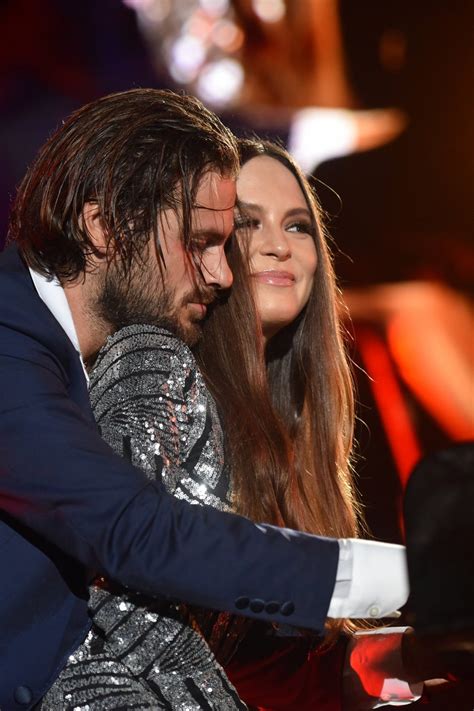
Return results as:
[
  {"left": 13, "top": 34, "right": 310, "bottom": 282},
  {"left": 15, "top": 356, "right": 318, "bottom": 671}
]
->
[{"left": 260, "top": 227, "right": 291, "bottom": 260}]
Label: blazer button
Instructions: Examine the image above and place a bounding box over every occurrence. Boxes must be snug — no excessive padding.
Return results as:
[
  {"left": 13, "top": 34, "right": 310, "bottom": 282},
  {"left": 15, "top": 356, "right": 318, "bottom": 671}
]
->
[
  {"left": 249, "top": 598, "right": 265, "bottom": 613},
  {"left": 235, "top": 596, "right": 250, "bottom": 610},
  {"left": 280, "top": 601, "right": 295, "bottom": 616},
  {"left": 14, "top": 686, "right": 33, "bottom": 705},
  {"left": 265, "top": 600, "right": 281, "bottom": 614}
]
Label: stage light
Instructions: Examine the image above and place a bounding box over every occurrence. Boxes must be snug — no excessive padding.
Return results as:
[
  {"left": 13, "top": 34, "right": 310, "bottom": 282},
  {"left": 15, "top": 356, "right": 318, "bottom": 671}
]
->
[
  {"left": 123, "top": 0, "right": 171, "bottom": 24},
  {"left": 212, "top": 19, "right": 243, "bottom": 51},
  {"left": 196, "top": 58, "right": 244, "bottom": 106},
  {"left": 199, "top": 0, "right": 230, "bottom": 16},
  {"left": 169, "top": 34, "right": 206, "bottom": 83},
  {"left": 252, "top": 0, "right": 285, "bottom": 23}
]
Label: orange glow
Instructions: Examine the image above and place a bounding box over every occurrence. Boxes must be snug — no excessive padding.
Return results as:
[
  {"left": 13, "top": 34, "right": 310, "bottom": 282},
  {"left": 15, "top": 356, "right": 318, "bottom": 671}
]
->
[{"left": 356, "top": 326, "right": 422, "bottom": 491}]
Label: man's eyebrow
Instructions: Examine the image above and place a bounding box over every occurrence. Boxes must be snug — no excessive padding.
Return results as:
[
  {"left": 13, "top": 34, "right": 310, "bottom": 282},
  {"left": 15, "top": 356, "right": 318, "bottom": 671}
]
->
[
  {"left": 193, "top": 202, "right": 236, "bottom": 211},
  {"left": 191, "top": 229, "right": 232, "bottom": 241}
]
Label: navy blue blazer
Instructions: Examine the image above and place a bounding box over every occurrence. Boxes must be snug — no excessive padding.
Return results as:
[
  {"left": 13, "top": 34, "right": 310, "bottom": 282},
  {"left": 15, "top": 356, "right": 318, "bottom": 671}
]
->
[{"left": 0, "top": 245, "right": 339, "bottom": 710}]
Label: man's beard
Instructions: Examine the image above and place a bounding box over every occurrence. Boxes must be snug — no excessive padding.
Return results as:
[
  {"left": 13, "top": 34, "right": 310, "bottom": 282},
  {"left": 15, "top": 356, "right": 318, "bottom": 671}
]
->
[{"left": 94, "top": 264, "right": 210, "bottom": 347}]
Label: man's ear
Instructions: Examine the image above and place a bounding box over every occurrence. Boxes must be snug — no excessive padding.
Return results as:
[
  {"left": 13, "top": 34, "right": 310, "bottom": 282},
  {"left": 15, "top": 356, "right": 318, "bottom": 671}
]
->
[{"left": 82, "top": 202, "right": 108, "bottom": 257}]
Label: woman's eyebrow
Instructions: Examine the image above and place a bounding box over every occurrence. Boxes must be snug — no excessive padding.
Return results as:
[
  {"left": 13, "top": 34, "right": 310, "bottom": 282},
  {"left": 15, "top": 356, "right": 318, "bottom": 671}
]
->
[
  {"left": 284, "top": 207, "right": 312, "bottom": 219},
  {"left": 237, "top": 201, "right": 311, "bottom": 220}
]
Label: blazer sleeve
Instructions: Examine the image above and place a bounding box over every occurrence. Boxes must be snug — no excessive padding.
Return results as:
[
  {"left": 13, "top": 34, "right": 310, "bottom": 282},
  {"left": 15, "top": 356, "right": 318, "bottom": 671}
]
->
[{"left": 0, "top": 328, "right": 339, "bottom": 632}]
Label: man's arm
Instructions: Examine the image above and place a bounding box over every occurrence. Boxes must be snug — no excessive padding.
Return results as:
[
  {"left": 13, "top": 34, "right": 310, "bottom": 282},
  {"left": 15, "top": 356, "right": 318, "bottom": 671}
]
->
[{"left": 0, "top": 341, "right": 339, "bottom": 632}]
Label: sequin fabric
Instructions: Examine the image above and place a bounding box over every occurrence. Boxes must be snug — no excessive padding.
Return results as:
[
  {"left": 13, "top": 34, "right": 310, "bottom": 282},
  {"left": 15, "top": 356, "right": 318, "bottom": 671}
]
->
[{"left": 39, "top": 325, "right": 246, "bottom": 710}]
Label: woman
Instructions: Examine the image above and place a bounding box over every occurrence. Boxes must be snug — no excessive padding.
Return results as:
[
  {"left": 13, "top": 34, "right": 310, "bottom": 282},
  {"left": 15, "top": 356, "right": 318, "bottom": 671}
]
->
[
  {"left": 197, "top": 138, "right": 359, "bottom": 709},
  {"left": 198, "top": 138, "right": 426, "bottom": 709}
]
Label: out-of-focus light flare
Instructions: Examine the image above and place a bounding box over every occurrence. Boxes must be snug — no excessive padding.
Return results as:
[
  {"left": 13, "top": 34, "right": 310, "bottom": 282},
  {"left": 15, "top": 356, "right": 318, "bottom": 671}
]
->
[
  {"left": 288, "top": 108, "right": 358, "bottom": 173},
  {"left": 199, "top": 0, "right": 230, "bottom": 16},
  {"left": 169, "top": 34, "right": 206, "bottom": 83},
  {"left": 212, "top": 19, "right": 243, "bottom": 51},
  {"left": 187, "top": 8, "right": 216, "bottom": 37},
  {"left": 197, "top": 58, "right": 244, "bottom": 106},
  {"left": 123, "top": 0, "right": 152, "bottom": 9},
  {"left": 124, "top": 0, "right": 171, "bottom": 23},
  {"left": 252, "top": 0, "right": 286, "bottom": 23},
  {"left": 124, "top": 0, "right": 246, "bottom": 107}
]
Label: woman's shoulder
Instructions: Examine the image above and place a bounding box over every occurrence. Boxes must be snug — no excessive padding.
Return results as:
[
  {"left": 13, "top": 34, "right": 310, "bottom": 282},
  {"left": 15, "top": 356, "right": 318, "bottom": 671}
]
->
[
  {"left": 89, "top": 324, "right": 198, "bottom": 410},
  {"left": 92, "top": 324, "right": 195, "bottom": 373},
  {"left": 98, "top": 324, "right": 193, "bottom": 360}
]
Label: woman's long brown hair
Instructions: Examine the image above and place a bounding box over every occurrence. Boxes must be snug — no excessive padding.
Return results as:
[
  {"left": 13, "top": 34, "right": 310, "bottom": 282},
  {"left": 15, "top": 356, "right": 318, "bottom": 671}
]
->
[{"left": 197, "top": 139, "right": 363, "bottom": 639}]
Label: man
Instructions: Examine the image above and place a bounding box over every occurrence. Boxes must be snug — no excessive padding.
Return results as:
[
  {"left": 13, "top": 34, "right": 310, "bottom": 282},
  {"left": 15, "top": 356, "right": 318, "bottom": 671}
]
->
[{"left": 0, "top": 89, "right": 408, "bottom": 709}]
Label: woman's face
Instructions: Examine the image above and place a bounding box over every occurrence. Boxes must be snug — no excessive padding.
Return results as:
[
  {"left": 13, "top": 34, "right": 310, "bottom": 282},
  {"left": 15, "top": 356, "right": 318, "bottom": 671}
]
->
[{"left": 236, "top": 155, "right": 318, "bottom": 340}]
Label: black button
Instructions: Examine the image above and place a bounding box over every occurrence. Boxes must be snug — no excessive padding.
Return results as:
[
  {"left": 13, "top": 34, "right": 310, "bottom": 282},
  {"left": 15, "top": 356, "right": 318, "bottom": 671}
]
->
[
  {"left": 235, "top": 596, "right": 250, "bottom": 610},
  {"left": 14, "top": 686, "right": 33, "bottom": 705},
  {"left": 265, "top": 600, "right": 281, "bottom": 614},
  {"left": 249, "top": 598, "right": 265, "bottom": 613},
  {"left": 280, "top": 601, "right": 295, "bottom": 616}
]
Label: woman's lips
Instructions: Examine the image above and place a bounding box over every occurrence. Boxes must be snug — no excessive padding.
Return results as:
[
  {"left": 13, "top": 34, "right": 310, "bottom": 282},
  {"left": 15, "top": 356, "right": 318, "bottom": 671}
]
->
[{"left": 252, "top": 271, "right": 296, "bottom": 286}]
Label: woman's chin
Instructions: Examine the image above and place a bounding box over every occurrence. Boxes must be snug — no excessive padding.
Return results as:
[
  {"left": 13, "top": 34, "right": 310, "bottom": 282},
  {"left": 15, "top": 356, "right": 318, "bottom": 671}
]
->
[{"left": 261, "top": 313, "right": 299, "bottom": 341}]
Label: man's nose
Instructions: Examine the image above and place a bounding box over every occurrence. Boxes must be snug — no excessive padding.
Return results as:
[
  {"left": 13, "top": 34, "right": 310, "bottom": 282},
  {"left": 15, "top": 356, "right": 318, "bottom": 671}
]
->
[{"left": 202, "top": 248, "right": 234, "bottom": 290}]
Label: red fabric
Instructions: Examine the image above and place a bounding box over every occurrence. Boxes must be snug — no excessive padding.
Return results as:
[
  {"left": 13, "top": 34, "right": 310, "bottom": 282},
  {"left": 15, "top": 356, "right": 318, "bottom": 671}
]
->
[
  {"left": 348, "top": 632, "right": 405, "bottom": 699},
  {"left": 225, "top": 630, "right": 347, "bottom": 711}
]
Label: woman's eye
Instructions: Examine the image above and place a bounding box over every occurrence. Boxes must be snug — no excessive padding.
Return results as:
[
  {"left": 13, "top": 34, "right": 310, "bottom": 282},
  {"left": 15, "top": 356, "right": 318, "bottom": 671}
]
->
[{"left": 287, "top": 221, "right": 313, "bottom": 236}]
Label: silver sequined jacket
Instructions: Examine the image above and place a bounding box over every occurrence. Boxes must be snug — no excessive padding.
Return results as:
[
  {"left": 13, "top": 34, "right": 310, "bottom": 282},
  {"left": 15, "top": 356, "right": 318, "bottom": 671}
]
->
[{"left": 40, "top": 325, "right": 246, "bottom": 711}]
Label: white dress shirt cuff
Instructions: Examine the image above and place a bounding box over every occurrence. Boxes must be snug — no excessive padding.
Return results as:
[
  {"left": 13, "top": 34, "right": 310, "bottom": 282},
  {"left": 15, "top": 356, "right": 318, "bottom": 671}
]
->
[{"left": 328, "top": 539, "right": 409, "bottom": 619}]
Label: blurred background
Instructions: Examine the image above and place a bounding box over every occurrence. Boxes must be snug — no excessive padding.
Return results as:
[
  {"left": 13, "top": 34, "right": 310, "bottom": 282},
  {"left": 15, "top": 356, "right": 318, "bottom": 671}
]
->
[{"left": 1, "top": 0, "right": 473, "bottom": 542}]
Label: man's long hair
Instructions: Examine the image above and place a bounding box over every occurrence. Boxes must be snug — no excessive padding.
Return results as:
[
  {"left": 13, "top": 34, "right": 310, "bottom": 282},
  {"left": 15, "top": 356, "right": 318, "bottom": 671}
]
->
[
  {"left": 8, "top": 88, "right": 239, "bottom": 281},
  {"left": 198, "top": 139, "right": 361, "bottom": 639}
]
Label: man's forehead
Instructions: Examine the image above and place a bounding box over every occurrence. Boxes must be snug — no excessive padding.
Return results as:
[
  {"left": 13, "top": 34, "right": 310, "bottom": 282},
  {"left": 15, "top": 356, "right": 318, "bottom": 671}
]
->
[{"left": 193, "top": 171, "right": 236, "bottom": 212}]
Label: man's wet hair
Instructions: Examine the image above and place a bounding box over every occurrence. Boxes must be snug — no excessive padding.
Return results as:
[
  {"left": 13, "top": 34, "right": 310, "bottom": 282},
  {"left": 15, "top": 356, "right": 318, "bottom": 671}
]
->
[{"left": 9, "top": 88, "right": 238, "bottom": 281}]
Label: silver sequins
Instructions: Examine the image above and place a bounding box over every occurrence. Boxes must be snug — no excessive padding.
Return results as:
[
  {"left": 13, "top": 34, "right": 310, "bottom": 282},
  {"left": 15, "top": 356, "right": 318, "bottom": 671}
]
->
[{"left": 40, "top": 326, "right": 244, "bottom": 711}]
